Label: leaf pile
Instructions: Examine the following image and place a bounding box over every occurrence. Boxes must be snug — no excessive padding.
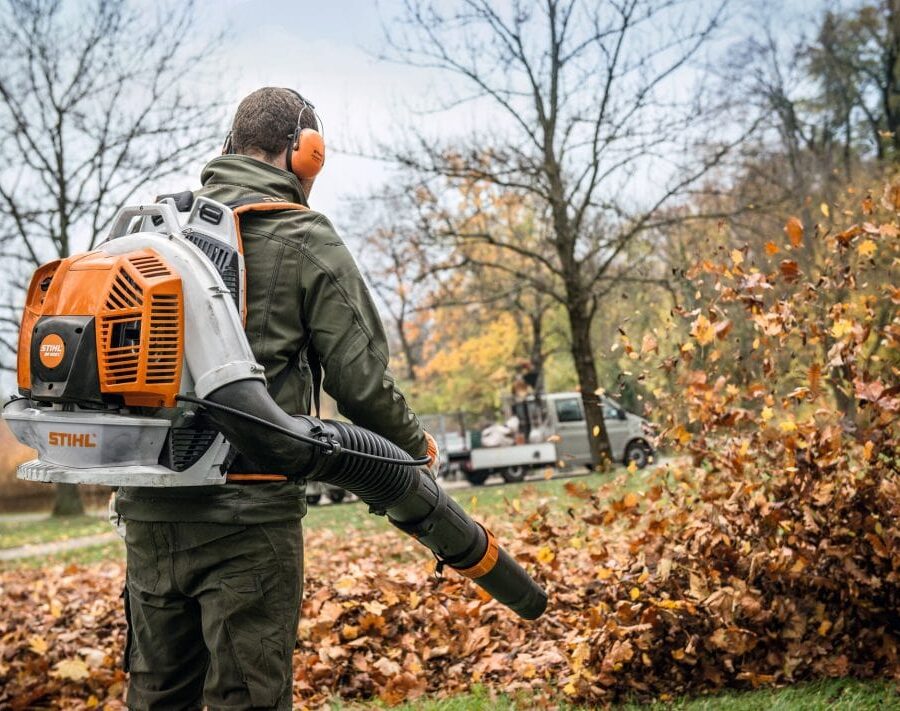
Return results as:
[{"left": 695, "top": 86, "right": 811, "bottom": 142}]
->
[
  {"left": 1, "top": 184, "right": 898, "bottom": 707},
  {"left": 0, "top": 564, "right": 128, "bottom": 710}
]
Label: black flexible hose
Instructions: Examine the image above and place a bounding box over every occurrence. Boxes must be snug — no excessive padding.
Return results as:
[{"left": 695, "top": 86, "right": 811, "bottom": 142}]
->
[
  {"left": 176, "top": 394, "right": 430, "bottom": 467},
  {"left": 202, "top": 380, "right": 548, "bottom": 620}
]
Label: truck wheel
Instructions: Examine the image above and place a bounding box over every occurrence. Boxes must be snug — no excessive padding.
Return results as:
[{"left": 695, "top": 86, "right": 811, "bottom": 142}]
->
[
  {"left": 328, "top": 489, "right": 346, "bottom": 504},
  {"left": 624, "top": 441, "right": 651, "bottom": 469},
  {"left": 306, "top": 493, "right": 322, "bottom": 505},
  {"left": 465, "top": 470, "right": 490, "bottom": 486},
  {"left": 501, "top": 465, "right": 527, "bottom": 483}
]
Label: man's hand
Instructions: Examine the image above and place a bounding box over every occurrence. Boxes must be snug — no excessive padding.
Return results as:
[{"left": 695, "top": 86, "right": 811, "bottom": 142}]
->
[{"left": 423, "top": 432, "right": 441, "bottom": 480}]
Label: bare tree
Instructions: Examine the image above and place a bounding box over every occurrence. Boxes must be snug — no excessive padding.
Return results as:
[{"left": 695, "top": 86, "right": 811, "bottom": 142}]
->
[
  {"left": 348, "top": 193, "right": 434, "bottom": 382},
  {"left": 806, "top": 0, "right": 900, "bottom": 163},
  {"left": 383, "top": 0, "right": 749, "bottom": 467},
  {"left": 351, "top": 182, "right": 557, "bottom": 414},
  {"left": 0, "top": 0, "right": 226, "bottom": 515}
]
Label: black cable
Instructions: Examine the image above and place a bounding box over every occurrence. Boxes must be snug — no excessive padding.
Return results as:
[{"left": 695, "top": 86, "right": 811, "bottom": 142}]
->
[{"left": 175, "top": 394, "right": 431, "bottom": 467}]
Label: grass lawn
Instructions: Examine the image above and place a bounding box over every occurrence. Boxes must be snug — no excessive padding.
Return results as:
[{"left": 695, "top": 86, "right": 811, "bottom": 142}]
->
[
  {"left": 0, "top": 512, "right": 109, "bottom": 550},
  {"left": 0, "top": 468, "right": 624, "bottom": 570},
  {"left": 328, "top": 679, "right": 898, "bottom": 710},
  {"left": 303, "top": 465, "right": 644, "bottom": 534},
  {"left": 0, "top": 538, "right": 124, "bottom": 570}
]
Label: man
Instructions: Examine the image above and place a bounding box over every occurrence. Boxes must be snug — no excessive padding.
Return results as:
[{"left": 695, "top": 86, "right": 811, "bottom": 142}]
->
[{"left": 114, "top": 87, "right": 437, "bottom": 710}]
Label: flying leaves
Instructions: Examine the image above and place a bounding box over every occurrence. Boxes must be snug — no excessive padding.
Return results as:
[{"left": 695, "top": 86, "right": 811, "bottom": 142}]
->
[{"left": 784, "top": 216, "right": 804, "bottom": 247}]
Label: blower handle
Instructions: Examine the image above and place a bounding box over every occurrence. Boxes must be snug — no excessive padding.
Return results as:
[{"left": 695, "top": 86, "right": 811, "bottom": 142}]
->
[{"left": 106, "top": 203, "right": 183, "bottom": 241}]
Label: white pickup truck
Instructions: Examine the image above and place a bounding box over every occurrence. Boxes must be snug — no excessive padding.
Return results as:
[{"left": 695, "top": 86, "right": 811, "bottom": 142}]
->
[{"left": 461, "top": 392, "right": 654, "bottom": 485}]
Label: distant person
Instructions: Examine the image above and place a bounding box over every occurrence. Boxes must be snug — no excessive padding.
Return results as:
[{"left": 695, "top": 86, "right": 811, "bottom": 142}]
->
[{"left": 511, "top": 362, "right": 535, "bottom": 443}]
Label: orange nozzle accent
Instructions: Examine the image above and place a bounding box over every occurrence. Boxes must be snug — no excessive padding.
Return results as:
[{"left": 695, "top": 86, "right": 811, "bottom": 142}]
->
[{"left": 453, "top": 525, "right": 500, "bottom": 580}]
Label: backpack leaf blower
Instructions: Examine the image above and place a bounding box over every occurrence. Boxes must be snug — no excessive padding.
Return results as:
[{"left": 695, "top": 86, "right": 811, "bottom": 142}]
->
[{"left": 1, "top": 198, "right": 547, "bottom": 620}]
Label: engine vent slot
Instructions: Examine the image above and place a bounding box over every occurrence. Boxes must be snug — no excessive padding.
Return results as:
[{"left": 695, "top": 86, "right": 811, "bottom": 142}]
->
[
  {"left": 146, "top": 294, "right": 180, "bottom": 384},
  {"left": 129, "top": 253, "right": 172, "bottom": 279},
  {"left": 166, "top": 426, "right": 219, "bottom": 471},
  {"left": 106, "top": 271, "right": 143, "bottom": 310},
  {"left": 183, "top": 230, "right": 240, "bottom": 312}
]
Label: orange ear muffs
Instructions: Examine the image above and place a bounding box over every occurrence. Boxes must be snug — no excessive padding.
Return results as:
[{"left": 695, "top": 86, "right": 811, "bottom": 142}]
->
[{"left": 289, "top": 127, "right": 325, "bottom": 180}]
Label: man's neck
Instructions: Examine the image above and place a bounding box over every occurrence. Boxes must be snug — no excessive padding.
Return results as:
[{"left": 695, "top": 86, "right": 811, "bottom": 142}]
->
[
  {"left": 242, "top": 149, "right": 282, "bottom": 170},
  {"left": 233, "top": 150, "right": 314, "bottom": 203}
]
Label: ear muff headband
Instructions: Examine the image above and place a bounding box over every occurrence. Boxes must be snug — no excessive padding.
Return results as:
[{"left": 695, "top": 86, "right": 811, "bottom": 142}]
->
[
  {"left": 285, "top": 91, "right": 325, "bottom": 181},
  {"left": 222, "top": 130, "right": 234, "bottom": 156}
]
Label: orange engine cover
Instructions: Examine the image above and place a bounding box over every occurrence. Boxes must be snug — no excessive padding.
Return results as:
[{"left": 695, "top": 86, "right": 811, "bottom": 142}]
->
[{"left": 18, "top": 249, "right": 184, "bottom": 408}]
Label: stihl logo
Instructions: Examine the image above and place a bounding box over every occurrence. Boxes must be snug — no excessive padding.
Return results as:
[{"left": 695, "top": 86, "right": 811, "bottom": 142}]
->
[
  {"left": 39, "top": 333, "right": 66, "bottom": 368},
  {"left": 48, "top": 432, "right": 97, "bottom": 448}
]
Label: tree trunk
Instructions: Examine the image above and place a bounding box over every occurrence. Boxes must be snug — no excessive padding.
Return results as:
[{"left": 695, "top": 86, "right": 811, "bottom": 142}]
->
[
  {"left": 566, "top": 302, "right": 613, "bottom": 469},
  {"left": 529, "top": 312, "right": 545, "bottom": 397},
  {"left": 52, "top": 483, "right": 84, "bottom": 517},
  {"left": 886, "top": 0, "right": 900, "bottom": 156},
  {"left": 395, "top": 315, "right": 418, "bottom": 382}
]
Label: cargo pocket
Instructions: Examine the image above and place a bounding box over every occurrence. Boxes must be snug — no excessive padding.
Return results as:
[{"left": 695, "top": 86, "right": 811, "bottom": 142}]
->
[
  {"left": 122, "top": 581, "right": 154, "bottom": 674},
  {"left": 221, "top": 566, "right": 290, "bottom": 708}
]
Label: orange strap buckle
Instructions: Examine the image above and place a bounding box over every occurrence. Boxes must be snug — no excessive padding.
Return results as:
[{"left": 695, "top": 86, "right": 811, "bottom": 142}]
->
[
  {"left": 226, "top": 473, "right": 288, "bottom": 483},
  {"left": 453, "top": 525, "right": 500, "bottom": 580}
]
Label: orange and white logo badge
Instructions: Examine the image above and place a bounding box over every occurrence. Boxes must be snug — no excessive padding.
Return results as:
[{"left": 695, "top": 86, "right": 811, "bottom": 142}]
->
[{"left": 39, "top": 333, "right": 65, "bottom": 368}]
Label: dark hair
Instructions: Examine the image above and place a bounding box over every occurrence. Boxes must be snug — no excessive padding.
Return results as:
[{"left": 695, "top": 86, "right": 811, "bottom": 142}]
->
[{"left": 230, "top": 87, "right": 317, "bottom": 161}]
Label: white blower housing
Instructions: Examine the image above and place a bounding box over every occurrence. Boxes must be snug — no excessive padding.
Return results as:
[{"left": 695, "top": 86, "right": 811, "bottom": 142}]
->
[{"left": 3, "top": 198, "right": 264, "bottom": 486}]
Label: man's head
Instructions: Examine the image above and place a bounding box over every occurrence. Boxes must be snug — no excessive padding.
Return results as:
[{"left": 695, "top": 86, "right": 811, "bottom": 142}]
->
[{"left": 229, "top": 87, "right": 321, "bottom": 197}]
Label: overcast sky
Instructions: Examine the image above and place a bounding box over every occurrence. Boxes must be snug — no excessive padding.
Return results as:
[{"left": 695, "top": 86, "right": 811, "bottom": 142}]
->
[
  {"left": 195, "top": 0, "right": 828, "bottom": 227},
  {"left": 201, "top": 0, "right": 459, "bottom": 230}
]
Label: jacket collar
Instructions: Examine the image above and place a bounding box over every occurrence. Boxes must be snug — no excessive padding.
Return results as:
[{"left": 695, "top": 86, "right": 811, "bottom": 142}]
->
[{"left": 200, "top": 155, "right": 308, "bottom": 206}]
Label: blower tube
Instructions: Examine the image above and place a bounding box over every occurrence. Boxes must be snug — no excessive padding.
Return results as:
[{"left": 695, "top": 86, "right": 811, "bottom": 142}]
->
[{"left": 198, "top": 380, "right": 548, "bottom": 620}]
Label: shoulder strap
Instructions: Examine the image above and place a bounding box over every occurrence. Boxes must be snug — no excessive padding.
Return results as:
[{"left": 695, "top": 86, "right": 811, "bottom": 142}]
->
[
  {"left": 226, "top": 193, "right": 309, "bottom": 215},
  {"left": 225, "top": 193, "right": 309, "bottom": 251},
  {"left": 223, "top": 195, "right": 309, "bottom": 326},
  {"left": 229, "top": 199, "right": 309, "bottom": 246},
  {"left": 308, "top": 343, "right": 322, "bottom": 418},
  {"left": 226, "top": 194, "right": 320, "bottom": 415}
]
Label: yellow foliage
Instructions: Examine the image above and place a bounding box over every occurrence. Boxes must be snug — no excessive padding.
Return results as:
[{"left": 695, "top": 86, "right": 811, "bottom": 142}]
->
[{"left": 415, "top": 312, "right": 520, "bottom": 414}]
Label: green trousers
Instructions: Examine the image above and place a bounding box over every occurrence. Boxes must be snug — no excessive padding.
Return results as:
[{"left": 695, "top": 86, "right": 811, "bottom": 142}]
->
[{"left": 123, "top": 519, "right": 302, "bottom": 710}]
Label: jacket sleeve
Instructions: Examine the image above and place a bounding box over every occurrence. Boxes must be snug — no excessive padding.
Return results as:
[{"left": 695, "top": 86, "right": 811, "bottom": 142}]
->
[{"left": 299, "top": 214, "right": 427, "bottom": 458}]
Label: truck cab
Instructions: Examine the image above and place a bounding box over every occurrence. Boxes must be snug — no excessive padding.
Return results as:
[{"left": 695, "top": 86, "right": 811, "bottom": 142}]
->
[{"left": 538, "top": 392, "right": 653, "bottom": 468}]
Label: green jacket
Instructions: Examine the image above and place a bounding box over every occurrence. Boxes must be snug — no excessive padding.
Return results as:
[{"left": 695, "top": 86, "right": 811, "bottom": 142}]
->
[{"left": 116, "top": 156, "right": 426, "bottom": 523}]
